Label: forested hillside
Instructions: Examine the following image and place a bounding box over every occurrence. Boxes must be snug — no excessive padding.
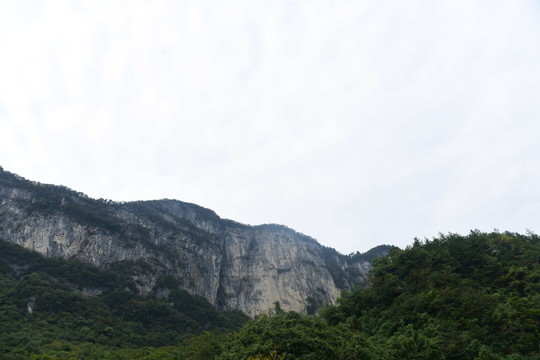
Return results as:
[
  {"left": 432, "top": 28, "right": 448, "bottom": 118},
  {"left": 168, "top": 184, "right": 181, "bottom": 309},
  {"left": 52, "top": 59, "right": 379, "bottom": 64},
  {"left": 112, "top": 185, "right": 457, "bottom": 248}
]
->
[
  {"left": 0, "top": 166, "right": 382, "bottom": 316},
  {"left": 1, "top": 231, "right": 538, "bottom": 359},
  {"left": 218, "top": 231, "right": 539, "bottom": 360},
  {"left": 0, "top": 239, "right": 248, "bottom": 358}
]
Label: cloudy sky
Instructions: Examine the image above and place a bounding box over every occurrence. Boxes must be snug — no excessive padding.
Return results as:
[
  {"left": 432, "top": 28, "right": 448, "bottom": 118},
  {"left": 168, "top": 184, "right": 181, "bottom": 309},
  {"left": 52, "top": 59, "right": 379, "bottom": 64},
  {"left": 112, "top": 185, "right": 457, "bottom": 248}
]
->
[{"left": 1, "top": 1, "right": 539, "bottom": 254}]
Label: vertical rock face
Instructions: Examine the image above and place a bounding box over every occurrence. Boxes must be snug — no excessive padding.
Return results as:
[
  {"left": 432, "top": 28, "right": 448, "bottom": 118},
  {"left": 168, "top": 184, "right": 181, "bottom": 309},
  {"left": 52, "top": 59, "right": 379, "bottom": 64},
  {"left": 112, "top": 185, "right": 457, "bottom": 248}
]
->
[
  {"left": 0, "top": 167, "right": 388, "bottom": 316},
  {"left": 218, "top": 225, "right": 341, "bottom": 315}
]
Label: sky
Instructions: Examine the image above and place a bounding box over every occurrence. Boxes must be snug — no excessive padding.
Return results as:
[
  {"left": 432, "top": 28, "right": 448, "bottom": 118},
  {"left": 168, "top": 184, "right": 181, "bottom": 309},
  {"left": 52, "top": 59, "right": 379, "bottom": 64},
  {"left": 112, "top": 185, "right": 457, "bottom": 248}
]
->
[{"left": 1, "top": 0, "right": 539, "bottom": 254}]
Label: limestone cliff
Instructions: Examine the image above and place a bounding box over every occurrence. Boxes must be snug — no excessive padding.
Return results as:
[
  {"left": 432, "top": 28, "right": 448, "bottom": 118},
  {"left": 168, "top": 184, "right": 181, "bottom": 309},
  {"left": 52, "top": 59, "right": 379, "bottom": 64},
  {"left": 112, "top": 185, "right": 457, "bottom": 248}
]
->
[{"left": 0, "top": 166, "right": 389, "bottom": 316}]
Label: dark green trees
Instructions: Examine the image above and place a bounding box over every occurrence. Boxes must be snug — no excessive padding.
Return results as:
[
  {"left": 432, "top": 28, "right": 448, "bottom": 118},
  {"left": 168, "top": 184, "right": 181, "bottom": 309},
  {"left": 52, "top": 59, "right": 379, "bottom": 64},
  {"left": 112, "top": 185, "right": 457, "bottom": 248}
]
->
[
  {"left": 1, "top": 231, "right": 538, "bottom": 359},
  {"left": 319, "top": 231, "right": 540, "bottom": 359},
  {"left": 219, "top": 231, "right": 539, "bottom": 359}
]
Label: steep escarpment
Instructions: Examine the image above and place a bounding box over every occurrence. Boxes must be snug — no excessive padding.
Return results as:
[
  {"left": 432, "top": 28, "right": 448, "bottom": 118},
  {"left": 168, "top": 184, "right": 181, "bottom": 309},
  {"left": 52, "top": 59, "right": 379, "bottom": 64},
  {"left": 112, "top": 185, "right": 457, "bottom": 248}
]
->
[{"left": 0, "top": 166, "right": 389, "bottom": 316}]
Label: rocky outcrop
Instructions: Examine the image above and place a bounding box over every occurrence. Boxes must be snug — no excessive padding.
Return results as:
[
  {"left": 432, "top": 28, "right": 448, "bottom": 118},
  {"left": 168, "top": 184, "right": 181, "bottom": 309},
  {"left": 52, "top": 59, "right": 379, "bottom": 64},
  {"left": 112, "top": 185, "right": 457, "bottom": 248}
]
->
[{"left": 0, "top": 166, "right": 389, "bottom": 316}]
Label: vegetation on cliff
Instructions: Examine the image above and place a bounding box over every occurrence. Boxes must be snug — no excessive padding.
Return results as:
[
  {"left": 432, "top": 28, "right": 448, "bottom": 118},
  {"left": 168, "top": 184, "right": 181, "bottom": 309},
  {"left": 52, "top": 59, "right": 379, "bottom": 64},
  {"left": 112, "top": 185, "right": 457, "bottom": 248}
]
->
[
  {"left": 215, "top": 231, "right": 539, "bottom": 359},
  {"left": 0, "top": 239, "right": 248, "bottom": 357},
  {"left": 0, "top": 165, "right": 376, "bottom": 313},
  {"left": 1, "top": 231, "right": 538, "bottom": 359}
]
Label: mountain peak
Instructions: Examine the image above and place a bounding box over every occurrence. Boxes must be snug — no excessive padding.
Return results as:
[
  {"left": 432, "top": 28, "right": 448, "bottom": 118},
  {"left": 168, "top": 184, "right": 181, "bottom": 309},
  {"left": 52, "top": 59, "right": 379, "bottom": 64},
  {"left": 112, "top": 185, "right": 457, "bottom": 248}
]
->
[{"left": 0, "top": 166, "right": 388, "bottom": 316}]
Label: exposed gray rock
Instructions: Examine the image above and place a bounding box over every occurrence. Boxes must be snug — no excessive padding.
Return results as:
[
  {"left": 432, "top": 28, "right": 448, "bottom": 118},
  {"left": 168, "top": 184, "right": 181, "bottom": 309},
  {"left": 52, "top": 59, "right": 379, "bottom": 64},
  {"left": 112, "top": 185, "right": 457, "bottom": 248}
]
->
[{"left": 0, "top": 167, "right": 389, "bottom": 316}]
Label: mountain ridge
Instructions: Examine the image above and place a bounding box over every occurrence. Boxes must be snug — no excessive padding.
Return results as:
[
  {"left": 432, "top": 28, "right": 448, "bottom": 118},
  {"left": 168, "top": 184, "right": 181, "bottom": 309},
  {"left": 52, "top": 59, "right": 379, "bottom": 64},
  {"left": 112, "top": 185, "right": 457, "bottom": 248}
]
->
[{"left": 0, "top": 165, "right": 390, "bottom": 316}]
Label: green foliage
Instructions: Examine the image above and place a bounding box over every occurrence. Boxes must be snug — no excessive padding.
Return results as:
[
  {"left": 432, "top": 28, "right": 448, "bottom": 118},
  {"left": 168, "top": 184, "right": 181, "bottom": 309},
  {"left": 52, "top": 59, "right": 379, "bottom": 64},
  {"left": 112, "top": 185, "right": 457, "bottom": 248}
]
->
[
  {"left": 0, "top": 168, "right": 125, "bottom": 234},
  {"left": 214, "top": 231, "right": 539, "bottom": 360},
  {"left": 247, "top": 350, "right": 287, "bottom": 360},
  {"left": 320, "top": 231, "right": 540, "bottom": 359},
  {"left": 0, "top": 238, "right": 248, "bottom": 358},
  {"left": 321, "top": 245, "right": 392, "bottom": 290},
  {"left": 1, "top": 204, "right": 538, "bottom": 360},
  {"left": 0, "top": 167, "right": 223, "bottom": 249},
  {"left": 218, "top": 302, "right": 376, "bottom": 360},
  {"left": 0, "top": 239, "right": 118, "bottom": 289}
]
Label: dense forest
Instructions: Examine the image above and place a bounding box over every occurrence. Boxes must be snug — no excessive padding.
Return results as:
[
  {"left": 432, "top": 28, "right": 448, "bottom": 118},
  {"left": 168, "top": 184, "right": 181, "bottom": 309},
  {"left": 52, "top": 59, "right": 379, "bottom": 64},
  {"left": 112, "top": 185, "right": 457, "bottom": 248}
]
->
[
  {"left": 1, "top": 231, "right": 538, "bottom": 359},
  {"left": 0, "top": 238, "right": 248, "bottom": 359}
]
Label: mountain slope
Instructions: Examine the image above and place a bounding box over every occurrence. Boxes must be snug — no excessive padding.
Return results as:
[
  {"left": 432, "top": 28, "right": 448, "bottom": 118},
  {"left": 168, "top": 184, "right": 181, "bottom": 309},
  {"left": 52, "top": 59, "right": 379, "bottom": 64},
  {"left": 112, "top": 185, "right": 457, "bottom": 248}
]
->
[
  {"left": 217, "top": 231, "right": 540, "bottom": 359},
  {"left": 0, "top": 238, "right": 248, "bottom": 352},
  {"left": 0, "top": 166, "right": 388, "bottom": 316}
]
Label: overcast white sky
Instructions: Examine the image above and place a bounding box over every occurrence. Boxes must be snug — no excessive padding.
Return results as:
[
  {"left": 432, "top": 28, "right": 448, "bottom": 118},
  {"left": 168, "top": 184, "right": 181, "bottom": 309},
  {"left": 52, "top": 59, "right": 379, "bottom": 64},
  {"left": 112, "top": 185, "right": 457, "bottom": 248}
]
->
[{"left": 1, "top": 1, "right": 539, "bottom": 254}]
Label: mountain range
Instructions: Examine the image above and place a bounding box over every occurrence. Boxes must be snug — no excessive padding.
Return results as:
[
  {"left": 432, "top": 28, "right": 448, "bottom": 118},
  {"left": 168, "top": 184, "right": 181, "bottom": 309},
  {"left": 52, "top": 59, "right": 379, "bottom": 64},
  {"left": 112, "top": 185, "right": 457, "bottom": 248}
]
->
[{"left": 0, "top": 166, "right": 389, "bottom": 316}]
